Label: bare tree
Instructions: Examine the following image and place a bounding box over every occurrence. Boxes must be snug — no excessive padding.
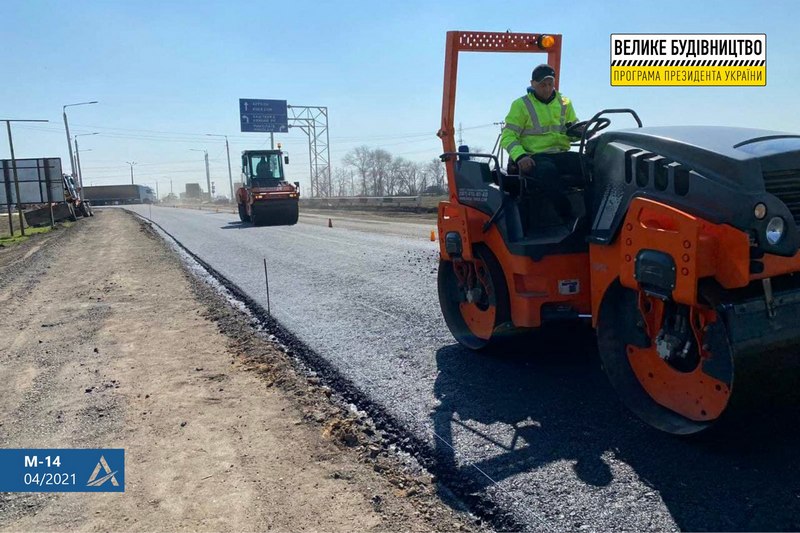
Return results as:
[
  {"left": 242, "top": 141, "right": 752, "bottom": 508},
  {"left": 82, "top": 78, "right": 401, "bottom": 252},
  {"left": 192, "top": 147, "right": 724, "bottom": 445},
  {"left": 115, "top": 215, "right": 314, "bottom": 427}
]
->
[
  {"left": 332, "top": 167, "right": 351, "bottom": 197},
  {"left": 423, "top": 158, "right": 446, "bottom": 194},
  {"left": 413, "top": 161, "right": 428, "bottom": 194},
  {"left": 391, "top": 158, "right": 418, "bottom": 195},
  {"left": 342, "top": 148, "right": 447, "bottom": 197},
  {"left": 343, "top": 146, "right": 372, "bottom": 196},
  {"left": 371, "top": 149, "right": 392, "bottom": 196}
]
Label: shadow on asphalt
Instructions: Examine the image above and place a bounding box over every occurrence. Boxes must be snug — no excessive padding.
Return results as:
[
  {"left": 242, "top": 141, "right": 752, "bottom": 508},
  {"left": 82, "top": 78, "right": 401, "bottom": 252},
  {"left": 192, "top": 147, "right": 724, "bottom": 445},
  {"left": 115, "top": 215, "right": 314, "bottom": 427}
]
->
[
  {"left": 220, "top": 222, "right": 298, "bottom": 230},
  {"left": 432, "top": 324, "right": 800, "bottom": 531},
  {"left": 220, "top": 222, "right": 251, "bottom": 229}
]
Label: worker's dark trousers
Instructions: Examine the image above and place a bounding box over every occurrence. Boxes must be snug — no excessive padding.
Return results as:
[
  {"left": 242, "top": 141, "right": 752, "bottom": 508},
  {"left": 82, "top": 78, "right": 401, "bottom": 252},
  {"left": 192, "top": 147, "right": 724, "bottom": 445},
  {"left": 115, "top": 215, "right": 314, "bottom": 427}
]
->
[{"left": 508, "top": 152, "right": 581, "bottom": 218}]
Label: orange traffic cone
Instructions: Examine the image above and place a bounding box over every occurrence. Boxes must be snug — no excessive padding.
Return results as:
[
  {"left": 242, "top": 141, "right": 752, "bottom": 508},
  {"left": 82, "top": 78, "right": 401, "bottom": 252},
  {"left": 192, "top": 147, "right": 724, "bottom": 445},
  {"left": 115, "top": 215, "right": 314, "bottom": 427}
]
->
[
  {"left": 328, "top": 218, "right": 333, "bottom": 228},
  {"left": 430, "top": 230, "right": 436, "bottom": 242}
]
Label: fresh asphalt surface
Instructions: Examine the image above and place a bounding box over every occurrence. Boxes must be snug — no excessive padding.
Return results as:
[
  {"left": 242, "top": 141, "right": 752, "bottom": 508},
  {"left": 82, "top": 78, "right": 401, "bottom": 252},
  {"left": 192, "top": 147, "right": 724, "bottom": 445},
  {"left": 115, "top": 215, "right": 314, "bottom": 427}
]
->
[{"left": 125, "top": 205, "right": 799, "bottom": 532}]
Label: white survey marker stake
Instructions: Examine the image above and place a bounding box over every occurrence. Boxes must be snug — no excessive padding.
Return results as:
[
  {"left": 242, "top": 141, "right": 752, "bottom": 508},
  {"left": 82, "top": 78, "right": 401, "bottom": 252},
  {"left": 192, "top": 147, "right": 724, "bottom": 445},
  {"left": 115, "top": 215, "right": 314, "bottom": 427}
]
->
[{"left": 610, "top": 34, "right": 766, "bottom": 87}]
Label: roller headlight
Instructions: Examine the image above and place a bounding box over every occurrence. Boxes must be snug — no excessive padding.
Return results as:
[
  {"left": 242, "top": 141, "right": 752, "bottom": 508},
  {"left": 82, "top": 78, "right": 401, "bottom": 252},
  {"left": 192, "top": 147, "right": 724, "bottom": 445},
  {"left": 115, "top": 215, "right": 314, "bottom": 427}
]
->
[
  {"left": 766, "top": 216, "right": 785, "bottom": 245},
  {"left": 754, "top": 203, "right": 767, "bottom": 220}
]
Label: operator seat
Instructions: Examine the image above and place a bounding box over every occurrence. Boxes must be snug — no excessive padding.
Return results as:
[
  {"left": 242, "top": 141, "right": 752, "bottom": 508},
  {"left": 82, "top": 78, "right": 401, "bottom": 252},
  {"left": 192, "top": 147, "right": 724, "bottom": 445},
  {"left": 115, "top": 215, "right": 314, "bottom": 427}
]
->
[{"left": 503, "top": 157, "right": 587, "bottom": 234}]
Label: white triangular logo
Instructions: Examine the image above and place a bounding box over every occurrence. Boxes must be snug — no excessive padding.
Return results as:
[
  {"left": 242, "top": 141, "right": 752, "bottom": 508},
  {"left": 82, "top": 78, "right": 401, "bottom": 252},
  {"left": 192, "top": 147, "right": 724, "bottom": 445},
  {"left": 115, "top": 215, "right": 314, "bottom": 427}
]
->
[{"left": 86, "top": 455, "right": 119, "bottom": 487}]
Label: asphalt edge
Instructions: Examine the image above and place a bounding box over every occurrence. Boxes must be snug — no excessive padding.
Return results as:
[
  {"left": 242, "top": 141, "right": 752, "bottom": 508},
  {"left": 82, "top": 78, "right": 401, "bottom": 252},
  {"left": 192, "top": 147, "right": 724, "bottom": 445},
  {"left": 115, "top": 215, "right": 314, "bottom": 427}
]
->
[{"left": 125, "top": 208, "right": 528, "bottom": 532}]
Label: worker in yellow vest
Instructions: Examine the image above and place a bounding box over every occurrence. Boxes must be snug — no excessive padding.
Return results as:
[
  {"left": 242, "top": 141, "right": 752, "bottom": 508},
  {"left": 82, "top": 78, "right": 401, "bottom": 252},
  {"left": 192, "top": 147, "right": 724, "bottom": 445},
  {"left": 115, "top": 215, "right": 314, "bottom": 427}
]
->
[{"left": 501, "top": 64, "right": 583, "bottom": 219}]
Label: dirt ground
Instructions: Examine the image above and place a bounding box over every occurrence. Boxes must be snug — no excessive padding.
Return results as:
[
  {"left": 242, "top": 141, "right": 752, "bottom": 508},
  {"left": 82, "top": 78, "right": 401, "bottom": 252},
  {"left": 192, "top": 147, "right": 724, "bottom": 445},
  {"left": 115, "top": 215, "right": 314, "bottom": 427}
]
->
[{"left": 0, "top": 210, "right": 478, "bottom": 532}]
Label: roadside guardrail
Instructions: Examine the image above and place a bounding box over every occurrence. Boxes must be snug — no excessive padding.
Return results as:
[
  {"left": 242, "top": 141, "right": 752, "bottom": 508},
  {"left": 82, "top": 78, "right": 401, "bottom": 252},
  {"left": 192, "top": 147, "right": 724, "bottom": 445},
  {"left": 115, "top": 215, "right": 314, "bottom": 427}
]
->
[{"left": 301, "top": 196, "right": 432, "bottom": 212}]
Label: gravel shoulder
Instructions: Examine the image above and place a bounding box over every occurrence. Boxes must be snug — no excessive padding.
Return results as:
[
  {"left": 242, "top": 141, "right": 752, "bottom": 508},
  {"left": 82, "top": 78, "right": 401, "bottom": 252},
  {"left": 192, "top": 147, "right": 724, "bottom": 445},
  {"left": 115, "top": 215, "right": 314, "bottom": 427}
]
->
[{"left": 0, "top": 209, "right": 477, "bottom": 532}]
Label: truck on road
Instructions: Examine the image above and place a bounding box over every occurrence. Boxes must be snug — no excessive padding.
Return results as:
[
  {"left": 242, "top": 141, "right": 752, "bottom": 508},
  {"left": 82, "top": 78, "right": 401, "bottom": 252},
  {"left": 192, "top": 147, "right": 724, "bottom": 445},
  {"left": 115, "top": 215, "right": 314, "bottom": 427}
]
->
[{"left": 83, "top": 184, "right": 155, "bottom": 206}]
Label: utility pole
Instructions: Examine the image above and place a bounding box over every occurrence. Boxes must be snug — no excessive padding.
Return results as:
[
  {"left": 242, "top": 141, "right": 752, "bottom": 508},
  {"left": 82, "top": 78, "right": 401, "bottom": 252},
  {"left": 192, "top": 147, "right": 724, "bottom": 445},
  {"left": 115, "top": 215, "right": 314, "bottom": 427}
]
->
[
  {"left": 74, "top": 139, "right": 81, "bottom": 186},
  {"left": 1, "top": 118, "right": 49, "bottom": 236},
  {"left": 155, "top": 181, "right": 159, "bottom": 201},
  {"left": 190, "top": 149, "right": 211, "bottom": 201},
  {"left": 492, "top": 121, "right": 506, "bottom": 167},
  {"left": 126, "top": 161, "right": 137, "bottom": 184},
  {"left": 204, "top": 151, "right": 211, "bottom": 200},
  {"left": 458, "top": 122, "right": 464, "bottom": 146},
  {"left": 63, "top": 101, "right": 98, "bottom": 200},
  {"left": 73, "top": 132, "right": 97, "bottom": 196},
  {"left": 206, "top": 134, "right": 234, "bottom": 202},
  {"left": 74, "top": 145, "right": 87, "bottom": 191},
  {"left": 225, "top": 138, "right": 232, "bottom": 201}
]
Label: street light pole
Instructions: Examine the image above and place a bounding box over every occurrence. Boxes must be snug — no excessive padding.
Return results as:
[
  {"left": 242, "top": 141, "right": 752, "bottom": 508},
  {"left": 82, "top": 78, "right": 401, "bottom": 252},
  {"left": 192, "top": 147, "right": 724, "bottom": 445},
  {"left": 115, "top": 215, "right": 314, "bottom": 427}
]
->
[
  {"left": 205, "top": 151, "right": 211, "bottom": 200},
  {"left": 1, "top": 118, "right": 49, "bottom": 237},
  {"left": 225, "top": 137, "right": 232, "bottom": 201},
  {"left": 75, "top": 146, "right": 92, "bottom": 192},
  {"left": 63, "top": 112, "right": 75, "bottom": 179},
  {"left": 190, "top": 149, "right": 211, "bottom": 201},
  {"left": 5, "top": 122, "right": 24, "bottom": 236},
  {"left": 62, "top": 101, "right": 98, "bottom": 201},
  {"left": 73, "top": 132, "right": 97, "bottom": 197},
  {"left": 126, "top": 161, "right": 137, "bottom": 185},
  {"left": 206, "top": 134, "right": 234, "bottom": 202},
  {"left": 74, "top": 139, "right": 80, "bottom": 186}
]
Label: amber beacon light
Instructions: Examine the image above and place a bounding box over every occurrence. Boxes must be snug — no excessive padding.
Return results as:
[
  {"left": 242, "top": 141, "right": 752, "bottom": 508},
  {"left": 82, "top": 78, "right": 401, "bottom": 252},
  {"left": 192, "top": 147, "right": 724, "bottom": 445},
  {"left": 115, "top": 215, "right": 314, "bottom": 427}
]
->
[{"left": 538, "top": 34, "right": 555, "bottom": 49}]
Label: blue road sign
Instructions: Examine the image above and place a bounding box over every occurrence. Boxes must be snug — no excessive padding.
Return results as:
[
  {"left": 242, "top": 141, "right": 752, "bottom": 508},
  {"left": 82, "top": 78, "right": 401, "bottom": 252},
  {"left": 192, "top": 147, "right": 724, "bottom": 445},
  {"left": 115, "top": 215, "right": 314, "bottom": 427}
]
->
[{"left": 239, "top": 99, "right": 288, "bottom": 133}]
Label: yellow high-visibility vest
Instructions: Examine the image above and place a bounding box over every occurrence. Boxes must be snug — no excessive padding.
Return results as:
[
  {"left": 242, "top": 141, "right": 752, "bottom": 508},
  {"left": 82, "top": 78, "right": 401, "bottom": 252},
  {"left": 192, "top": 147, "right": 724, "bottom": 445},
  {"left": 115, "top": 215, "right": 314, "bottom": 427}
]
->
[{"left": 501, "top": 90, "right": 578, "bottom": 161}]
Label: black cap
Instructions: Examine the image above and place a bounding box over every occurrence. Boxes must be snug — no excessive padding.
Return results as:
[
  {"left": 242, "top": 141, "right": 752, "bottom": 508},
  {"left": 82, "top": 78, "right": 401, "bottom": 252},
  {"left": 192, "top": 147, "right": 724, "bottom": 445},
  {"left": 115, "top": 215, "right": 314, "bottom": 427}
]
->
[{"left": 531, "top": 64, "right": 555, "bottom": 82}]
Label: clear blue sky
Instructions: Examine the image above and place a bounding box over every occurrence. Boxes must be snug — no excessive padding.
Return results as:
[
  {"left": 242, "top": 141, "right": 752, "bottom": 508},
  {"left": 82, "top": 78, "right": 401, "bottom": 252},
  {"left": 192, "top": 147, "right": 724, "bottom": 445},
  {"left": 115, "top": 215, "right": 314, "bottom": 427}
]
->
[{"left": 1, "top": 0, "right": 798, "bottom": 197}]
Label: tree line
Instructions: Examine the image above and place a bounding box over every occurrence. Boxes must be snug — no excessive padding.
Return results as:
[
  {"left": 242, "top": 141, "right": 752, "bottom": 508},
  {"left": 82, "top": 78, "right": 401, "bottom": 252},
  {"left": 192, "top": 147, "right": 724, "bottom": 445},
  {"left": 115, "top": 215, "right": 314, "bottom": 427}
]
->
[{"left": 333, "top": 146, "right": 446, "bottom": 197}]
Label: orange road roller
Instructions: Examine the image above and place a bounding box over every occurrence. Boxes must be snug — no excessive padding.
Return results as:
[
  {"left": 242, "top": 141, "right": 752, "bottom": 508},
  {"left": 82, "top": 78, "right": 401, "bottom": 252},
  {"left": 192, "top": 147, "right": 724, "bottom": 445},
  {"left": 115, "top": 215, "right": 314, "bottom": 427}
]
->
[{"left": 435, "top": 31, "right": 800, "bottom": 434}]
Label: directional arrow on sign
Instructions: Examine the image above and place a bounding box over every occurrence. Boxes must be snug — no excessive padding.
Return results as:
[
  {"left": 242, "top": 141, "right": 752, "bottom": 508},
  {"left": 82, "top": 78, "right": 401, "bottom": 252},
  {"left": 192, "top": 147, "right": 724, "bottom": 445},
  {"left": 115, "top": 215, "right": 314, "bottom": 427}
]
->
[{"left": 239, "top": 98, "right": 287, "bottom": 132}]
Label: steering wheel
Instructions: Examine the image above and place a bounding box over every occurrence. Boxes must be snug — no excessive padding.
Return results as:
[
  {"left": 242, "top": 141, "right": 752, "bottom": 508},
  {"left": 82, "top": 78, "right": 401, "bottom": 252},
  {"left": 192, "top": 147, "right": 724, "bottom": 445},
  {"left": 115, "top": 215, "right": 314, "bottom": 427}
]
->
[
  {"left": 569, "top": 109, "right": 643, "bottom": 182},
  {"left": 569, "top": 116, "right": 612, "bottom": 184},
  {"left": 566, "top": 118, "right": 611, "bottom": 139}
]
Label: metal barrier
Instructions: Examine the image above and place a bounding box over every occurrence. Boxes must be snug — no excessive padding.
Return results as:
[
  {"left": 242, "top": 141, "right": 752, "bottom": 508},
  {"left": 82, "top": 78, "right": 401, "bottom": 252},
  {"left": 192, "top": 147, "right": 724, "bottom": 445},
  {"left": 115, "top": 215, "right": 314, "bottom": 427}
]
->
[{"left": 301, "top": 196, "right": 426, "bottom": 211}]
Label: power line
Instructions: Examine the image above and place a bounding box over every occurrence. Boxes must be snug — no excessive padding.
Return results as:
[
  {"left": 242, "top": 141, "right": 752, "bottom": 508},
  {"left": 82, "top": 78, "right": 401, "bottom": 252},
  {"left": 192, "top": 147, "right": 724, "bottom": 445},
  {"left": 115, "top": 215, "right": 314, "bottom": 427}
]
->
[{"left": 23, "top": 121, "right": 495, "bottom": 145}]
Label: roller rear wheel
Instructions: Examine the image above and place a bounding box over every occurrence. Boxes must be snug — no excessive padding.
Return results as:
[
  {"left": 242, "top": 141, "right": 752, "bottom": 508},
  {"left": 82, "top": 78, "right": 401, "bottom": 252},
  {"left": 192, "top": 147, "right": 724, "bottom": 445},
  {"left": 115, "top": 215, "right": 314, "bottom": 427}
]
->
[
  {"left": 251, "top": 208, "right": 263, "bottom": 226},
  {"left": 597, "top": 281, "right": 734, "bottom": 434},
  {"left": 285, "top": 203, "right": 299, "bottom": 225},
  {"left": 438, "top": 245, "right": 510, "bottom": 351},
  {"left": 238, "top": 203, "right": 250, "bottom": 223}
]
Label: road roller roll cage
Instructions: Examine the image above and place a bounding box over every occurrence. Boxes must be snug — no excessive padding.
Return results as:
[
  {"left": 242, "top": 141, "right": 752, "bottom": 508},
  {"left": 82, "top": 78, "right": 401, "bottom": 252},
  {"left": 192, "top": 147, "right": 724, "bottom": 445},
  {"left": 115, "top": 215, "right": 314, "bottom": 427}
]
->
[{"left": 437, "top": 31, "right": 564, "bottom": 205}]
